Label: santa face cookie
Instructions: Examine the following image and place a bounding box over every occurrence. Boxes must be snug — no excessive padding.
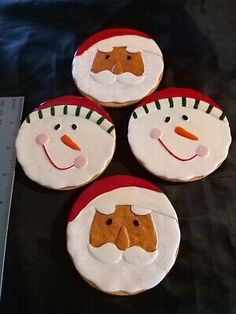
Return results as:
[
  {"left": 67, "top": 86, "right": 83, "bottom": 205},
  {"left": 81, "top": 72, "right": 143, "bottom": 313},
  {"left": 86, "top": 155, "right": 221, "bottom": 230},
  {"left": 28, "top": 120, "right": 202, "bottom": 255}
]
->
[
  {"left": 16, "top": 96, "right": 116, "bottom": 190},
  {"left": 128, "top": 88, "right": 231, "bottom": 182},
  {"left": 72, "top": 28, "right": 164, "bottom": 107},
  {"left": 67, "top": 176, "right": 180, "bottom": 295}
]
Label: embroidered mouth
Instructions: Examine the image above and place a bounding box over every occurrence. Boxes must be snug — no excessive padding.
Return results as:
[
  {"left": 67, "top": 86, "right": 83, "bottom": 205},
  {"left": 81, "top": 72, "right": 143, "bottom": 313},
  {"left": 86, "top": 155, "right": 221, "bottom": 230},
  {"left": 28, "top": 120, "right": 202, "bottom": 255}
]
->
[{"left": 158, "top": 138, "right": 198, "bottom": 161}]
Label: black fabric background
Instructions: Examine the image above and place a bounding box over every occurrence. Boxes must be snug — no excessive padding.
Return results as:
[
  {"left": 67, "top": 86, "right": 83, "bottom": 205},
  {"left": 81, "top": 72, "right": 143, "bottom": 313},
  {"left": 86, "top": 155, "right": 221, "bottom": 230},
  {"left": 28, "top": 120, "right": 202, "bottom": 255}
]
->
[{"left": 0, "top": 1, "right": 236, "bottom": 313}]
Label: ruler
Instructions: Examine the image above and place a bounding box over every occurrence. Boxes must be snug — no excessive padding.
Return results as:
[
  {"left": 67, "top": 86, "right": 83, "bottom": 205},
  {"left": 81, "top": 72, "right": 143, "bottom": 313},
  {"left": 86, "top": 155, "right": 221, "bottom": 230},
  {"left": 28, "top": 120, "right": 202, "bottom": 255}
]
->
[{"left": 0, "top": 97, "right": 24, "bottom": 298}]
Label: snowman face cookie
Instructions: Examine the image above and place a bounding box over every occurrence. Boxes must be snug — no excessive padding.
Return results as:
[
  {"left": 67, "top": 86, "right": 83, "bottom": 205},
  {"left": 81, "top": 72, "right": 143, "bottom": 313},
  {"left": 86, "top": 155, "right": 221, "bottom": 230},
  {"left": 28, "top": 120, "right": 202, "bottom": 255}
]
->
[
  {"left": 128, "top": 88, "right": 231, "bottom": 181},
  {"left": 16, "top": 96, "right": 116, "bottom": 190},
  {"left": 72, "top": 28, "right": 164, "bottom": 107},
  {"left": 67, "top": 176, "right": 180, "bottom": 295}
]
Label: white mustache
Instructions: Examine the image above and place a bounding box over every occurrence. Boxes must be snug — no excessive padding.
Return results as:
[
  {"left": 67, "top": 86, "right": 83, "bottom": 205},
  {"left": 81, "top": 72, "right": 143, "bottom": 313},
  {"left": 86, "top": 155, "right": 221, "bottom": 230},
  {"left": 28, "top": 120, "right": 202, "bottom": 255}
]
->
[
  {"left": 88, "top": 243, "right": 158, "bottom": 265},
  {"left": 89, "top": 70, "right": 144, "bottom": 85}
]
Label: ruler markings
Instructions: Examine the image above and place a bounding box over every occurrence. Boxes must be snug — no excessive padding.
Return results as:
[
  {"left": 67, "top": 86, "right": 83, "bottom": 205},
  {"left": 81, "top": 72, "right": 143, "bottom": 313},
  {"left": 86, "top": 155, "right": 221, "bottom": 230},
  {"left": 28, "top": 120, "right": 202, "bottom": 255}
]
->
[{"left": 0, "top": 97, "right": 24, "bottom": 299}]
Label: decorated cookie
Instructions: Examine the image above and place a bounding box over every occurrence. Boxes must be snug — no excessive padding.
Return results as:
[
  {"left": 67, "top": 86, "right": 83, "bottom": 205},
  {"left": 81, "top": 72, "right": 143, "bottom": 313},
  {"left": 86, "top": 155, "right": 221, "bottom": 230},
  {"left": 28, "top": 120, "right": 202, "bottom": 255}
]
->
[
  {"left": 128, "top": 88, "right": 232, "bottom": 182},
  {"left": 16, "top": 96, "right": 116, "bottom": 190},
  {"left": 67, "top": 175, "right": 180, "bottom": 295},
  {"left": 72, "top": 28, "right": 164, "bottom": 107}
]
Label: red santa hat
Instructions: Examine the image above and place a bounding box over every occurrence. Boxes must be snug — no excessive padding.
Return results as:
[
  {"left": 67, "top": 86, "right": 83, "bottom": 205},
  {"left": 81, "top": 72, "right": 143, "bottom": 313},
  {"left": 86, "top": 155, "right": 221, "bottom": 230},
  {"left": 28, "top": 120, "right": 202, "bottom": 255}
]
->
[
  {"left": 68, "top": 175, "right": 162, "bottom": 222},
  {"left": 132, "top": 88, "right": 226, "bottom": 122},
  {"left": 25, "top": 96, "right": 115, "bottom": 135},
  {"left": 74, "top": 28, "right": 162, "bottom": 56}
]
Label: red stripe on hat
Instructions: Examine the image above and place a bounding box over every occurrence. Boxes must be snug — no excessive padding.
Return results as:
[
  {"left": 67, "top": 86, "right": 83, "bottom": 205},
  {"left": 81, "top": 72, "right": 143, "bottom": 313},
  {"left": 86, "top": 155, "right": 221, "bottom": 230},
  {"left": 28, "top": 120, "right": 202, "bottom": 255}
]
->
[
  {"left": 137, "top": 88, "right": 222, "bottom": 110},
  {"left": 68, "top": 175, "right": 162, "bottom": 222},
  {"left": 75, "top": 28, "right": 151, "bottom": 56},
  {"left": 36, "top": 96, "right": 113, "bottom": 123}
]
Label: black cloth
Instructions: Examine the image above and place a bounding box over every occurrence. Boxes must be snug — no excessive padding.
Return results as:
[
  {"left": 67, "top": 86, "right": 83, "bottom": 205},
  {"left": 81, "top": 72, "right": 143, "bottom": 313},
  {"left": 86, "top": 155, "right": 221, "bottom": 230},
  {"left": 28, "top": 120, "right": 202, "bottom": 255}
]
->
[{"left": 0, "top": 1, "right": 236, "bottom": 313}]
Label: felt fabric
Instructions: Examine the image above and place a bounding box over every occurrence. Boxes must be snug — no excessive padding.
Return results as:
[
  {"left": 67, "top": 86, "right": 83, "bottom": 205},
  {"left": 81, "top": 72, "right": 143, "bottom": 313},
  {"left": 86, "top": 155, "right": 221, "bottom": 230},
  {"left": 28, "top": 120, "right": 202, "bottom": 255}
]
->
[{"left": 0, "top": 0, "right": 235, "bottom": 313}]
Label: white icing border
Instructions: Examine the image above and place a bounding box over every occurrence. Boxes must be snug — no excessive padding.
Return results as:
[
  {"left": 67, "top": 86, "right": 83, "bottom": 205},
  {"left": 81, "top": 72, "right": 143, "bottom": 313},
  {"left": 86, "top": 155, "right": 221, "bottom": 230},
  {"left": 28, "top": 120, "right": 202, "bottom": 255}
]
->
[
  {"left": 25, "top": 105, "right": 115, "bottom": 137},
  {"left": 131, "top": 97, "right": 229, "bottom": 124}
]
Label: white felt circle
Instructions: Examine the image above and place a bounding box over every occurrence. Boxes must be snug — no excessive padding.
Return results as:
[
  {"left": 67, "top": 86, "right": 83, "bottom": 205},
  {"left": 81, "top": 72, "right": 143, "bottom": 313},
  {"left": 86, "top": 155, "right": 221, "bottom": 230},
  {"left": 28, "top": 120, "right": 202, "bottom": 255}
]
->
[
  {"left": 128, "top": 104, "right": 231, "bottom": 181},
  {"left": 72, "top": 35, "right": 164, "bottom": 104},
  {"left": 16, "top": 110, "right": 116, "bottom": 189},
  {"left": 67, "top": 186, "right": 180, "bottom": 294}
]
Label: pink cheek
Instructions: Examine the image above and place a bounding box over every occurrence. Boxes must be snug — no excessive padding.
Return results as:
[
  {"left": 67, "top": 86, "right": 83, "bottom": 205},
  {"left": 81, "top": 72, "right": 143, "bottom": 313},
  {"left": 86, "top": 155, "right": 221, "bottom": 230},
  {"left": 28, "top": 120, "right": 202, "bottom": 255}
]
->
[
  {"left": 196, "top": 145, "right": 209, "bottom": 158},
  {"left": 36, "top": 133, "right": 49, "bottom": 145},
  {"left": 150, "top": 128, "right": 162, "bottom": 140},
  {"left": 74, "top": 156, "right": 88, "bottom": 169}
]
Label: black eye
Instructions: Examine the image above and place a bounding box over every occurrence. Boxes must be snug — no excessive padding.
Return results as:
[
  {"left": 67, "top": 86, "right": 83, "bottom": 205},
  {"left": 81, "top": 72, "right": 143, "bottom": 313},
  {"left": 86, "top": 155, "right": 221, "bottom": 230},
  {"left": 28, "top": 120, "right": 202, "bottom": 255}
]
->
[
  {"left": 133, "top": 219, "right": 140, "bottom": 227},
  {"left": 71, "top": 123, "right": 77, "bottom": 130},
  {"left": 182, "top": 115, "right": 189, "bottom": 121},
  {"left": 54, "top": 124, "right": 61, "bottom": 130},
  {"left": 164, "top": 116, "right": 171, "bottom": 123},
  {"left": 106, "top": 218, "right": 113, "bottom": 225},
  {"left": 127, "top": 55, "right": 132, "bottom": 60},
  {"left": 105, "top": 55, "right": 111, "bottom": 59}
]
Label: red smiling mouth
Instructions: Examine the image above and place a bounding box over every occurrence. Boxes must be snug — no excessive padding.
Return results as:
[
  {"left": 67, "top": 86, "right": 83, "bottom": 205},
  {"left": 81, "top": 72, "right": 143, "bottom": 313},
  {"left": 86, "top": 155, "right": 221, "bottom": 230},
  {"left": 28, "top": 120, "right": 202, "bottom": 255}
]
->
[
  {"left": 42, "top": 144, "right": 75, "bottom": 170},
  {"left": 36, "top": 133, "right": 86, "bottom": 170},
  {"left": 158, "top": 138, "right": 198, "bottom": 161}
]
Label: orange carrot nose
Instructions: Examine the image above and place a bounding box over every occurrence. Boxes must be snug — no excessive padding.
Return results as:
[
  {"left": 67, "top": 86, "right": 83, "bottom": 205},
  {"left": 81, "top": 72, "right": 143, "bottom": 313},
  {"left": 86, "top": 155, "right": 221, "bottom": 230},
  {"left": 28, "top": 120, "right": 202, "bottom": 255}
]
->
[
  {"left": 60, "top": 134, "right": 81, "bottom": 151},
  {"left": 174, "top": 126, "right": 199, "bottom": 141}
]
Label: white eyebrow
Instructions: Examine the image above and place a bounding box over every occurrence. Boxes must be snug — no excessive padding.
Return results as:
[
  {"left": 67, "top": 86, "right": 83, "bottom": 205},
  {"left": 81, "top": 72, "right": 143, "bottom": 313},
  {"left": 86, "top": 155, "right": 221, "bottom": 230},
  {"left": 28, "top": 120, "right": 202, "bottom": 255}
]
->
[
  {"left": 95, "top": 206, "right": 116, "bottom": 214},
  {"left": 131, "top": 206, "right": 152, "bottom": 215},
  {"left": 126, "top": 47, "right": 141, "bottom": 53},
  {"left": 97, "top": 45, "right": 113, "bottom": 53}
]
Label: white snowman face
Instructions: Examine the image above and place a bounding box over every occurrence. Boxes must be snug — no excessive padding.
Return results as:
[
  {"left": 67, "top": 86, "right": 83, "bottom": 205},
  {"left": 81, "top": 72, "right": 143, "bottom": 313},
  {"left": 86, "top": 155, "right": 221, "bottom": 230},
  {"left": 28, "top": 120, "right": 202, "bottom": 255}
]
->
[
  {"left": 16, "top": 105, "right": 115, "bottom": 189},
  {"left": 128, "top": 98, "right": 231, "bottom": 181}
]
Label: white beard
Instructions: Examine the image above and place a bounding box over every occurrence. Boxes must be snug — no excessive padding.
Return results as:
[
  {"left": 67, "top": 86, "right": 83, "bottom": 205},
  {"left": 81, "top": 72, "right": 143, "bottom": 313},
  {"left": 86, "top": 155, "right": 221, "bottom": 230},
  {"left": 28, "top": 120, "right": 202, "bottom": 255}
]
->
[
  {"left": 72, "top": 48, "right": 164, "bottom": 103},
  {"left": 88, "top": 243, "right": 158, "bottom": 265},
  {"left": 89, "top": 70, "right": 144, "bottom": 85}
]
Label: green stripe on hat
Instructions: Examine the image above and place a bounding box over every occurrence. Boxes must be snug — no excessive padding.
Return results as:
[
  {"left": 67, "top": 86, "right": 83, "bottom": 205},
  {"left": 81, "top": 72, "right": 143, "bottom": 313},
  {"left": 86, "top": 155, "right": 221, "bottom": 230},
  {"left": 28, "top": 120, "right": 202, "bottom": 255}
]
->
[
  {"left": 38, "top": 110, "right": 43, "bottom": 119},
  {"left": 75, "top": 106, "right": 81, "bottom": 116},
  {"left": 143, "top": 105, "right": 149, "bottom": 114},
  {"left": 97, "top": 116, "right": 105, "bottom": 125},
  {"left": 168, "top": 98, "right": 174, "bottom": 108},
  {"left": 107, "top": 125, "right": 115, "bottom": 134},
  {"left": 155, "top": 100, "right": 161, "bottom": 110},
  {"left": 133, "top": 111, "right": 138, "bottom": 119},
  {"left": 50, "top": 107, "right": 55, "bottom": 116},
  {"left": 63, "top": 105, "right": 68, "bottom": 115},
  {"left": 219, "top": 112, "right": 226, "bottom": 121},
  {"left": 206, "top": 105, "right": 213, "bottom": 114},
  {"left": 182, "top": 97, "right": 186, "bottom": 107},
  {"left": 26, "top": 115, "right": 30, "bottom": 123},
  {"left": 86, "top": 110, "right": 93, "bottom": 119},
  {"left": 193, "top": 99, "right": 200, "bottom": 109}
]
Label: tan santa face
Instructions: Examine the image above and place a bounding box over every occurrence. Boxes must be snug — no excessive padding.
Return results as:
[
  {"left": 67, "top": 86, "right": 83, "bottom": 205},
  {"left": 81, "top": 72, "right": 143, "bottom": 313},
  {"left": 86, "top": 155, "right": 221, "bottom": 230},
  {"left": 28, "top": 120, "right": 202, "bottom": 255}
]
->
[
  {"left": 91, "top": 47, "right": 144, "bottom": 76},
  {"left": 67, "top": 184, "right": 180, "bottom": 294},
  {"left": 90, "top": 205, "right": 157, "bottom": 252}
]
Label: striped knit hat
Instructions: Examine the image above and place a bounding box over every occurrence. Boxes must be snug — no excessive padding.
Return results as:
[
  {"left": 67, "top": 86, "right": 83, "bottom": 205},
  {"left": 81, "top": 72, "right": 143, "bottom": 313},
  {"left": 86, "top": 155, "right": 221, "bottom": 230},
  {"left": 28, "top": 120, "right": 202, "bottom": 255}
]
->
[
  {"left": 24, "top": 96, "right": 115, "bottom": 136},
  {"left": 74, "top": 28, "right": 162, "bottom": 56},
  {"left": 131, "top": 88, "right": 227, "bottom": 123}
]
